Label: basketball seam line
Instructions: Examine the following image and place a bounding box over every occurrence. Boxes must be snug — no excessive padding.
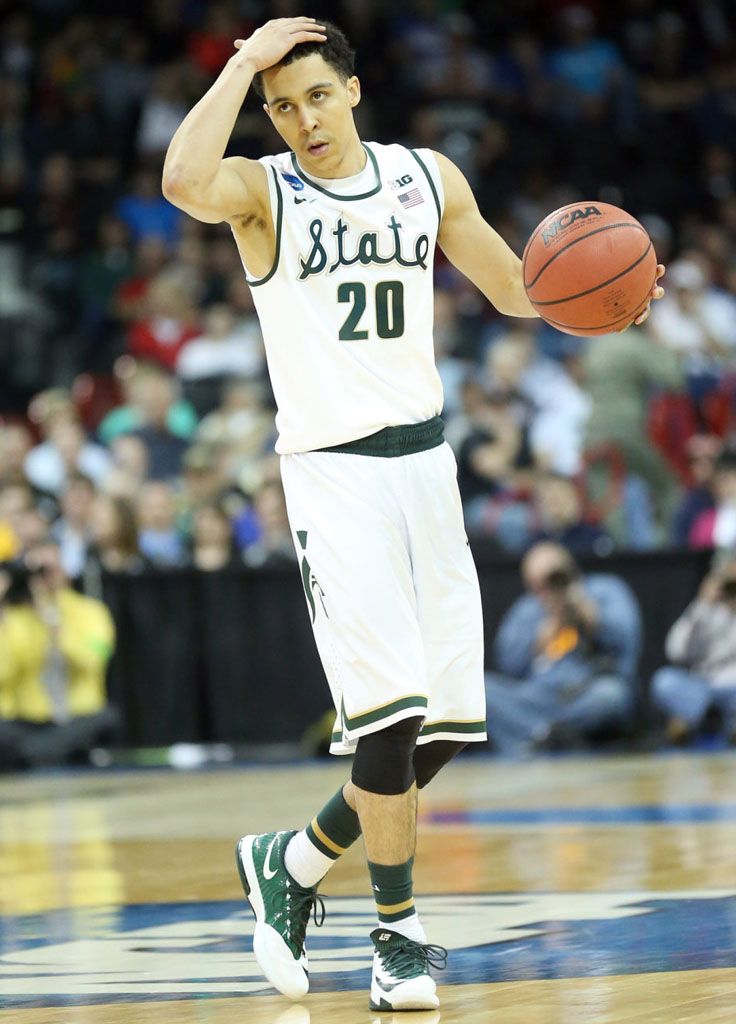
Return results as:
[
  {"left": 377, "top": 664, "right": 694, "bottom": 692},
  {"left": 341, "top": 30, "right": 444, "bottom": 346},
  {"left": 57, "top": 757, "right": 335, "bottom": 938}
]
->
[
  {"left": 524, "top": 222, "right": 648, "bottom": 291},
  {"left": 530, "top": 241, "right": 653, "bottom": 306},
  {"left": 541, "top": 270, "right": 657, "bottom": 331}
]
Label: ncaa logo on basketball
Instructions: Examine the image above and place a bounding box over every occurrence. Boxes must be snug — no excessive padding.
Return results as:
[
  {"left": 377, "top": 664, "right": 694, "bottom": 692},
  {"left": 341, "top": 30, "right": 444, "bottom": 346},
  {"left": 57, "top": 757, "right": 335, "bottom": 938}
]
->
[{"left": 542, "top": 205, "right": 602, "bottom": 245}]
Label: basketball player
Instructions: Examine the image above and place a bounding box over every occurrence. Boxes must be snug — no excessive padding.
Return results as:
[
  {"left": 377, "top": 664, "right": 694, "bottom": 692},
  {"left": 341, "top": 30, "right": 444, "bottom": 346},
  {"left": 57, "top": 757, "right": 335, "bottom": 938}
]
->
[{"left": 163, "top": 18, "right": 664, "bottom": 1010}]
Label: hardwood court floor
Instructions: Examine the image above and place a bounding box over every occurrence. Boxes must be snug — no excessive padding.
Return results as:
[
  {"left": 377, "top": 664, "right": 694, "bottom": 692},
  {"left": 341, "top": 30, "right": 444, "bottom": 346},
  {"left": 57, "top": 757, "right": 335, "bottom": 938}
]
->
[{"left": 2, "top": 751, "right": 736, "bottom": 1023}]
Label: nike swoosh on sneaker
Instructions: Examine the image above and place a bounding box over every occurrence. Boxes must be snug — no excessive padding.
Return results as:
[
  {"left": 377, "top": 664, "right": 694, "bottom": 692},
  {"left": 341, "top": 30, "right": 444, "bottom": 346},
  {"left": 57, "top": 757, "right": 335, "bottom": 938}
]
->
[
  {"left": 263, "top": 834, "right": 281, "bottom": 880},
  {"left": 375, "top": 976, "right": 404, "bottom": 993}
]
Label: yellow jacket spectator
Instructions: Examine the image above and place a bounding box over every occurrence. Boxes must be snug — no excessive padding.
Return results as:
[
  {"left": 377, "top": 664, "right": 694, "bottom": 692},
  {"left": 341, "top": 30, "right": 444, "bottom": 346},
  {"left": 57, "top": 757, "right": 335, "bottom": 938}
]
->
[{"left": 0, "top": 541, "right": 118, "bottom": 769}]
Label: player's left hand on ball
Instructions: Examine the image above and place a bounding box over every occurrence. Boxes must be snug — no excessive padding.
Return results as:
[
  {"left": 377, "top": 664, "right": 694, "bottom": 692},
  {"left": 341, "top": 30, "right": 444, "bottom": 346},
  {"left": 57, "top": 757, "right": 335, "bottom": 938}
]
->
[{"left": 617, "top": 264, "right": 665, "bottom": 332}]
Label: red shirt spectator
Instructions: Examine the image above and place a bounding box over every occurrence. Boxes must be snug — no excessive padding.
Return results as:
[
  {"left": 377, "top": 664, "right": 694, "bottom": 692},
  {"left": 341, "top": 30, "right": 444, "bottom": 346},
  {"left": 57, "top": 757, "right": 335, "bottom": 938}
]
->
[{"left": 126, "top": 271, "right": 200, "bottom": 372}]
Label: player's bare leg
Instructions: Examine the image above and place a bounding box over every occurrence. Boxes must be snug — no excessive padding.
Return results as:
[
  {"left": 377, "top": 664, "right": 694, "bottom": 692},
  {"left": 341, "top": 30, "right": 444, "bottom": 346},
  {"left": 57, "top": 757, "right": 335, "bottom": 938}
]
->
[{"left": 344, "top": 724, "right": 447, "bottom": 1010}]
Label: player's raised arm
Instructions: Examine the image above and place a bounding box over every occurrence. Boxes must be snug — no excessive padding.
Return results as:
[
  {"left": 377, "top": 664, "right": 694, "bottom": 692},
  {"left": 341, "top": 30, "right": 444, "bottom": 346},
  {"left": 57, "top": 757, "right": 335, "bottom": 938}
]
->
[
  {"left": 434, "top": 151, "right": 539, "bottom": 319},
  {"left": 162, "top": 17, "right": 326, "bottom": 224}
]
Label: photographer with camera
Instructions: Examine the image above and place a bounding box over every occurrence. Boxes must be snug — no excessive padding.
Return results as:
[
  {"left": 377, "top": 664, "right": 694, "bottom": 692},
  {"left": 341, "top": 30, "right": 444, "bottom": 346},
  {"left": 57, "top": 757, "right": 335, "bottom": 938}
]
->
[
  {"left": 0, "top": 540, "right": 117, "bottom": 770},
  {"left": 650, "top": 558, "right": 736, "bottom": 744},
  {"left": 485, "top": 541, "right": 642, "bottom": 753}
]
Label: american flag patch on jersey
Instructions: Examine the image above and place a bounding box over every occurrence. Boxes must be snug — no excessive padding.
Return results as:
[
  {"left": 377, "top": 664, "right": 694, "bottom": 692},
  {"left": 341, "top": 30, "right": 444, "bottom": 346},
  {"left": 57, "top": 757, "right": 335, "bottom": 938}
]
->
[{"left": 398, "top": 188, "right": 424, "bottom": 209}]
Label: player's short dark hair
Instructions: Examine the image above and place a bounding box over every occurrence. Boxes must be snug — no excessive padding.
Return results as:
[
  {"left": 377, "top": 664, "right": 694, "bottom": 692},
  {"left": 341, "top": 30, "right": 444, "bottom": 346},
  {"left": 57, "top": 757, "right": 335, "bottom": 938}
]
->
[{"left": 251, "top": 20, "right": 355, "bottom": 102}]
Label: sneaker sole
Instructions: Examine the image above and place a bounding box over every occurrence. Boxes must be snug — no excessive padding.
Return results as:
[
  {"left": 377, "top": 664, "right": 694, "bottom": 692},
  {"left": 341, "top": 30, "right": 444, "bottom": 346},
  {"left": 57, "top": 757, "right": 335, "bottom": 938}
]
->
[
  {"left": 369, "top": 994, "right": 441, "bottom": 1011},
  {"left": 235, "top": 835, "right": 309, "bottom": 1000}
]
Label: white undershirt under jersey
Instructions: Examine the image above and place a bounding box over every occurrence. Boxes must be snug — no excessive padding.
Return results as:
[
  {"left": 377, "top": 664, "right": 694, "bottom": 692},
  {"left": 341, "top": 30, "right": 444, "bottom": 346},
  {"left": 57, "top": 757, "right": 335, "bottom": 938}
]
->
[{"left": 233, "top": 142, "right": 445, "bottom": 454}]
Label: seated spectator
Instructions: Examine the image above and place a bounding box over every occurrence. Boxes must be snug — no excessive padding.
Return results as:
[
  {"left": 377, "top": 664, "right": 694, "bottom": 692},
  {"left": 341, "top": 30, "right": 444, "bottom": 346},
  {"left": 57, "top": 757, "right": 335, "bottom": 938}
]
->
[
  {"left": 101, "top": 434, "right": 149, "bottom": 501},
  {"left": 529, "top": 472, "right": 613, "bottom": 555},
  {"left": 196, "top": 379, "right": 275, "bottom": 494},
  {"left": 126, "top": 270, "right": 201, "bottom": 372},
  {"left": 650, "top": 558, "right": 736, "bottom": 744},
  {"left": 0, "top": 477, "right": 33, "bottom": 560},
  {"left": 190, "top": 500, "right": 239, "bottom": 571},
  {"left": 547, "top": 6, "right": 626, "bottom": 121},
  {"left": 51, "top": 472, "right": 96, "bottom": 580},
  {"left": 113, "top": 235, "right": 169, "bottom": 325},
  {"left": 23, "top": 388, "right": 112, "bottom": 496},
  {"left": 0, "top": 421, "right": 34, "bottom": 483},
  {"left": 243, "top": 479, "right": 297, "bottom": 568},
  {"left": 673, "top": 434, "right": 721, "bottom": 546},
  {"left": 484, "top": 542, "right": 642, "bottom": 754},
  {"left": 485, "top": 328, "right": 591, "bottom": 476},
  {"left": 128, "top": 370, "right": 192, "bottom": 481},
  {"left": 77, "top": 215, "right": 132, "bottom": 361},
  {"left": 689, "top": 448, "right": 736, "bottom": 549},
  {"left": 456, "top": 385, "right": 528, "bottom": 503},
  {"left": 85, "top": 494, "right": 143, "bottom": 580},
  {"left": 135, "top": 480, "right": 186, "bottom": 567},
  {"left": 0, "top": 540, "right": 118, "bottom": 769},
  {"left": 98, "top": 361, "right": 198, "bottom": 445},
  {"left": 24, "top": 416, "right": 112, "bottom": 496},
  {"left": 176, "top": 306, "right": 259, "bottom": 388},
  {"left": 647, "top": 257, "right": 736, "bottom": 410},
  {"left": 115, "top": 167, "right": 181, "bottom": 246},
  {"left": 179, "top": 443, "right": 253, "bottom": 542},
  {"left": 0, "top": 476, "right": 55, "bottom": 553}
]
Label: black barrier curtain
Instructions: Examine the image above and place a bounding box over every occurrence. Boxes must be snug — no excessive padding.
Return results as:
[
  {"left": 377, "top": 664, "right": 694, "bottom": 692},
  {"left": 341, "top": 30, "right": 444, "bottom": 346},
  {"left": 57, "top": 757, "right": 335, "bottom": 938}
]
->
[{"left": 102, "top": 548, "right": 714, "bottom": 747}]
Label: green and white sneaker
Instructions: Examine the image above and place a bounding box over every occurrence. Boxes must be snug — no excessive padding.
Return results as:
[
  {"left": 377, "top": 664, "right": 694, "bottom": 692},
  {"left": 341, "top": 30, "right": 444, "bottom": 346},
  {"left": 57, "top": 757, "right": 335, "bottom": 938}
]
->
[
  {"left": 236, "top": 830, "right": 325, "bottom": 999},
  {"left": 369, "top": 927, "right": 447, "bottom": 1011}
]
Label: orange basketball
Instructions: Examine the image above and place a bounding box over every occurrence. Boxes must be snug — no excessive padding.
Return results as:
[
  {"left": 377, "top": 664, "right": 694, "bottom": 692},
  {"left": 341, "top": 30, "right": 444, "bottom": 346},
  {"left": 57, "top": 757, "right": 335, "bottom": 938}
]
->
[{"left": 522, "top": 202, "right": 658, "bottom": 336}]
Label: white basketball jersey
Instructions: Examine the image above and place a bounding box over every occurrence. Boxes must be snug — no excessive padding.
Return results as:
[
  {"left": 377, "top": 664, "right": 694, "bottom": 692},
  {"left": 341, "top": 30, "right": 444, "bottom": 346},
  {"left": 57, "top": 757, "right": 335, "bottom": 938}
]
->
[{"left": 235, "top": 142, "right": 445, "bottom": 454}]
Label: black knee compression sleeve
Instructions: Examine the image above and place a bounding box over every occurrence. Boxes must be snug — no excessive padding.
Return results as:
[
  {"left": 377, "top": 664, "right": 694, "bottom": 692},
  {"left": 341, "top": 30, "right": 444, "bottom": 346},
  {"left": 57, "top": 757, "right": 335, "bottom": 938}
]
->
[
  {"left": 413, "top": 740, "right": 467, "bottom": 789},
  {"left": 351, "top": 716, "right": 424, "bottom": 795}
]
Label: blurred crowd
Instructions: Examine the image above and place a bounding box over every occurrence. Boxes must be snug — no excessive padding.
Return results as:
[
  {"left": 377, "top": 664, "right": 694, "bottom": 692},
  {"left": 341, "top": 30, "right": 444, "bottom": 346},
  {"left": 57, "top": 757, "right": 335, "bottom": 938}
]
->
[{"left": 2, "top": 0, "right": 736, "bottom": 581}]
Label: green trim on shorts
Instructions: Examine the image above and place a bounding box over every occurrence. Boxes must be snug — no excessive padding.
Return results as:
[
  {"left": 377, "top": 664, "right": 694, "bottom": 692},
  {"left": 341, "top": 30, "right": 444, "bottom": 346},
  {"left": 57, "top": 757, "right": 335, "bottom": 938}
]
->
[
  {"left": 343, "top": 694, "right": 428, "bottom": 731},
  {"left": 419, "top": 719, "right": 487, "bottom": 737},
  {"left": 316, "top": 416, "right": 444, "bottom": 458}
]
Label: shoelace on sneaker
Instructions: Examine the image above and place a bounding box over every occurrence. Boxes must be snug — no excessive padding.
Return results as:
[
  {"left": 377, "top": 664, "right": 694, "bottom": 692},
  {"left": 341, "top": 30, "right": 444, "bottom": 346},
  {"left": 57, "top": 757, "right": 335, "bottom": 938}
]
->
[
  {"left": 277, "top": 886, "right": 327, "bottom": 953},
  {"left": 380, "top": 940, "right": 448, "bottom": 979}
]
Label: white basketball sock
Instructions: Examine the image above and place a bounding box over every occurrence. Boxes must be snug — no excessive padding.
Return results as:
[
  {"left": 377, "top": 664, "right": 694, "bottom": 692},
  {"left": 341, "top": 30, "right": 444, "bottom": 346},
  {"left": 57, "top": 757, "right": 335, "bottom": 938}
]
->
[
  {"left": 383, "top": 911, "right": 427, "bottom": 944},
  {"left": 284, "top": 828, "right": 334, "bottom": 888}
]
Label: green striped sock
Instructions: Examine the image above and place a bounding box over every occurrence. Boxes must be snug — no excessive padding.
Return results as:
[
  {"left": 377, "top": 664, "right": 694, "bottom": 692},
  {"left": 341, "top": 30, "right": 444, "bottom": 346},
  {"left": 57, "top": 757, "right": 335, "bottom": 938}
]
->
[
  {"left": 368, "top": 857, "right": 415, "bottom": 924},
  {"left": 285, "top": 787, "right": 362, "bottom": 887}
]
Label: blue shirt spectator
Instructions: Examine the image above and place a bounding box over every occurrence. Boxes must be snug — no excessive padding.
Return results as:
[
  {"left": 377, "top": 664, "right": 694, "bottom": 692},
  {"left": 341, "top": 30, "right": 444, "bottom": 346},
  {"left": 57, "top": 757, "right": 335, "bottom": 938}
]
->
[
  {"left": 485, "top": 542, "right": 642, "bottom": 753},
  {"left": 116, "top": 168, "right": 181, "bottom": 246}
]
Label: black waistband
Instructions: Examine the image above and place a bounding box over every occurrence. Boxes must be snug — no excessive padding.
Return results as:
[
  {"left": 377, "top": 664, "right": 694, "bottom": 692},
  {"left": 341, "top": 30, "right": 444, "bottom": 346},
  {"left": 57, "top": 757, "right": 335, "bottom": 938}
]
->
[{"left": 315, "top": 416, "right": 445, "bottom": 457}]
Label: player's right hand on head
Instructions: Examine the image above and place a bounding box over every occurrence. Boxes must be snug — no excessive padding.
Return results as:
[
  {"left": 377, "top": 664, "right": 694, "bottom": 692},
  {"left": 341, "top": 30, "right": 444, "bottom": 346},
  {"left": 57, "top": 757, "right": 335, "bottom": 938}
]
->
[{"left": 233, "top": 18, "right": 326, "bottom": 74}]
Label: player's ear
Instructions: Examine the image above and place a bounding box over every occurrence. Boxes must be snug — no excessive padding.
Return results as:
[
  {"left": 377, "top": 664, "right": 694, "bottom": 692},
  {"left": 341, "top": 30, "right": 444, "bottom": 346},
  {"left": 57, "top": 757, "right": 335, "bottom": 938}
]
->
[
  {"left": 263, "top": 103, "right": 271, "bottom": 120},
  {"left": 347, "top": 75, "right": 361, "bottom": 108}
]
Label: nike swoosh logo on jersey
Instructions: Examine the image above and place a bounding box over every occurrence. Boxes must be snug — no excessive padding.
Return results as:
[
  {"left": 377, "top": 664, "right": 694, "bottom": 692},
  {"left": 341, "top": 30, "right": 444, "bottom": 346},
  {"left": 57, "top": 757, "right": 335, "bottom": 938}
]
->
[
  {"left": 294, "top": 197, "right": 308, "bottom": 204},
  {"left": 263, "top": 835, "right": 281, "bottom": 879}
]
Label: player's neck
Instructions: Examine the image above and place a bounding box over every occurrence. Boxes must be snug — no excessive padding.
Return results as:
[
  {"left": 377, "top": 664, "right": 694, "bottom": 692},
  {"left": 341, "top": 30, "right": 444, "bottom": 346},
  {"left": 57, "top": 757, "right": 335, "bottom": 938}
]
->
[{"left": 298, "top": 132, "right": 366, "bottom": 180}]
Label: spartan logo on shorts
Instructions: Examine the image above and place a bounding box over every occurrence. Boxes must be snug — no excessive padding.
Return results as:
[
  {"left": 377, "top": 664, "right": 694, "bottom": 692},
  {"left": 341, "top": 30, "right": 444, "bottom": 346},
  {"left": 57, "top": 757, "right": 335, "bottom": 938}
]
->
[{"left": 296, "top": 530, "right": 328, "bottom": 622}]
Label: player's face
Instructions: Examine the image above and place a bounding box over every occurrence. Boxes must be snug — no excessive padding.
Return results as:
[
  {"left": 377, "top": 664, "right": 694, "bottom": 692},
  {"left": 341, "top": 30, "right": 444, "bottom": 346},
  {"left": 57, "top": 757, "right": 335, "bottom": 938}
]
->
[{"left": 262, "top": 54, "right": 362, "bottom": 177}]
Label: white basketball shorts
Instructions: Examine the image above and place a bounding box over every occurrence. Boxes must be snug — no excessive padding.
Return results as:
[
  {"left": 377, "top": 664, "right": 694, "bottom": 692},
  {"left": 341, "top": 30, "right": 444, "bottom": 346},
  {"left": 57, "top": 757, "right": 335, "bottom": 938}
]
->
[{"left": 279, "top": 440, "right": 487, "bottom": 755}]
